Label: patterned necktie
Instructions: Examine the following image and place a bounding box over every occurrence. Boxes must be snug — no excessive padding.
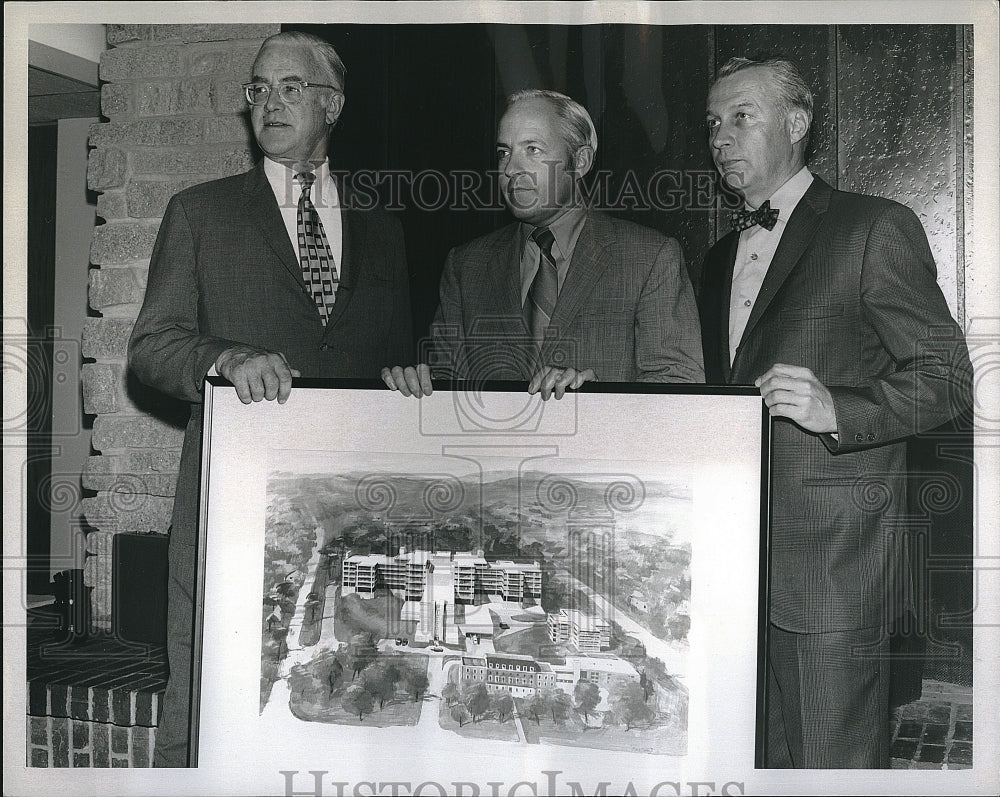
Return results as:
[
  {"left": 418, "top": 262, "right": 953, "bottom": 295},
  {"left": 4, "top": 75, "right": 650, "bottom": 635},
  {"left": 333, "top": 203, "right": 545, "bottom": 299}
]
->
[
  {"left": 296, "top": 171, "right": 339, "bottom": 324},
  {"left": 525, "top": 226, "right": 558, "bottom": 343},
  {"left": 731, "top": 199, "right": 780, "bottom": 233}
]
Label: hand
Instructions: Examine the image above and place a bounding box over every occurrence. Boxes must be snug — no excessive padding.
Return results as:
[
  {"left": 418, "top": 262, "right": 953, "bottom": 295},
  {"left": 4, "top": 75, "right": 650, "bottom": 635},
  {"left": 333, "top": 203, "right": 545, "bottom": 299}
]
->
[
  {"left": 215, "top": 345, "right": 300, "bottom": 404},
  {"left": 528, "top": 366, "right": 597, "bottom": 401},
  {"left": 381, "top": 364, "right": 433, "bottom": 398},
  {"left": 754, "top": 363, "right": 837, "bottom": 434}
]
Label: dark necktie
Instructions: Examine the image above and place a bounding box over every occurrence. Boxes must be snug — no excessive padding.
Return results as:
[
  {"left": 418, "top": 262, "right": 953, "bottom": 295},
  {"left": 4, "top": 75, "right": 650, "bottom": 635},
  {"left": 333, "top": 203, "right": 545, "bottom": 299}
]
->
[
  {"left": 731, "top": 199, "right": 780, "bottom": 233},
  {"left": 525, "top": 226, "right": 558, "bottom": 343},
  {"left": 296, "top": 171, "right": 339, "bottom": 324}
]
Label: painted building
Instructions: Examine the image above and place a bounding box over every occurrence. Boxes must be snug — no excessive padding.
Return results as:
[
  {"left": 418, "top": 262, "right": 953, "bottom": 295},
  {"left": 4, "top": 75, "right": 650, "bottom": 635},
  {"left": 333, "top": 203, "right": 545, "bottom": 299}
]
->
[{"left": 546, "top": 608, "right": 611, "bottom": 652}]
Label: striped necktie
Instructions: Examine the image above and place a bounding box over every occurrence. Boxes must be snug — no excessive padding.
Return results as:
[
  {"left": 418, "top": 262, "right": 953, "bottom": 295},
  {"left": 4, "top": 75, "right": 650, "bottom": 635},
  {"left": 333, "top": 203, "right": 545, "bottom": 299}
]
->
[
  {"left": 296, "top": 171, "right": 339, "bottom": 324},
  {"left": 525, "top": 226, "right": 558, "bottom": 343}
]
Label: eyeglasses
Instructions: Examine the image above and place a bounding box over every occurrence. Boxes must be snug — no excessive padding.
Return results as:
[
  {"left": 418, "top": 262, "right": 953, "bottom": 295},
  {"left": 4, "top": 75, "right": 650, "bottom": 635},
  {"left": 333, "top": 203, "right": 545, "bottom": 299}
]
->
[{"left": 242, "top": 81, "right": 340, "bottom": 106}]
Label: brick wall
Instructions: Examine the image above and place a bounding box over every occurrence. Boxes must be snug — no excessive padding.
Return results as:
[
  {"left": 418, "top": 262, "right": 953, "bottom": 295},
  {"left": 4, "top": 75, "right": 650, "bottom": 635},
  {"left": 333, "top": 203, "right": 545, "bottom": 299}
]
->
[{"left": 80, "top": 23, "right": 280, "bottom": 631}]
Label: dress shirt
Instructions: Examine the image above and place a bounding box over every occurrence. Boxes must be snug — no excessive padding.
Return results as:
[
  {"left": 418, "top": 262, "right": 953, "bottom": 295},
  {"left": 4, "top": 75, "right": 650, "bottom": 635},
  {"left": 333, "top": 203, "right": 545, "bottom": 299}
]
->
[
  {"left": 518, "top": 205, "right": 588, "bottom": 306},
  {"left": 729, "top": 166, "right": 814, "bottom": 363},
  {"left": 263, "top": 157, "right": 343, "bottom": 270}
]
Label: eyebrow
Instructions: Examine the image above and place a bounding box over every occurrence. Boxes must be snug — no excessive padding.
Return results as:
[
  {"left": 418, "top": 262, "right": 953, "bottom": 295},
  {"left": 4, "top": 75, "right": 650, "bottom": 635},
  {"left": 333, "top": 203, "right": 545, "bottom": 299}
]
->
[{"left": 250, "top": 74, "right": 309, "bottom": 83}]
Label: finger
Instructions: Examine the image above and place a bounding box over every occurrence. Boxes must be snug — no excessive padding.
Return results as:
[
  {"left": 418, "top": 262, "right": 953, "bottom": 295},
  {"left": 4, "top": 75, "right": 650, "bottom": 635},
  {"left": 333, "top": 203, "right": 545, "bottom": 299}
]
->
[
  {"left": 290, "top": 368, "right": 301, "bottom": 378},
  {"left": 381, "top": 367, "right": 397, "bottom": 390},
  {"left": 760, "top": 388, "right": 801, "bottom": 408},
  {"left": 569, "top": 368, "right": 597, "bottom": 390},
  {"left": 540, "top": 368, "right": 563, "bottom": 401},
  {"left": 391, "top": 366, "right": 413, "bottom": 397},
  {"left": 402, "top": 367, "right": 424, "bottom": 398},
  {"left": 528, "top": 369, "right": 547, "bottom": 394},
  {"left": 417, "top": 363, "right": 433, "bottom": 396},
  {"left": 232, "top": 376, "right": 253, "bottom": 405},
  {"left": 276, "top": 364, "right": 295, "bottom": 404},
  {"left": 261, "top": 367, "right": 280, "bottom": 402},
  {"left": 552, "top": 369, "right": 577, "bottom": 400},
  {"left": 768, "top": 363, "right": 814, "bottom": 380},
  {"left": 247, "top": 371, "right": 266, "bottom": 402}
]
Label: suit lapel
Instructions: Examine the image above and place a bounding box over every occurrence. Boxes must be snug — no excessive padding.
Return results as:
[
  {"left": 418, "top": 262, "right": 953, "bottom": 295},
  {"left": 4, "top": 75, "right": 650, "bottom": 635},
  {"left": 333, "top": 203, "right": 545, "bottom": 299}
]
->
[
  {"left": 543, "top": 212, "right": 611, "bottom": 349},
  {"left": 323, "top": 200, "right": 357, "bottom": 333},
  {"left": 733, "top": 176, "right": 832, "bottom": 371},
  {"left": 241, "top": 165, "right": 301, "bottom": 282},
  {"left": 702, "top": 232, "right": 738, "bottom": 384}
]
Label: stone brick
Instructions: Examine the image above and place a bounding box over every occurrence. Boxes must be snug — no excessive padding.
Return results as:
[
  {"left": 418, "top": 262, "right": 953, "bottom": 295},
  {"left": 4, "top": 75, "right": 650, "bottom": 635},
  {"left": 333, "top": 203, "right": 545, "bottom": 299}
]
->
[
  {"left": 127, "top": 179, "right": 199, "bottom": 218},
  {"left": 90, "top": 221, "right": 160, "bottom": 266},
  {"left": 112, "top": 757, "right": 129, "bottom": 767},
  {"left": 73, "top": 719, "right": 91, "bottom": 748},
  {"left": 89, "top": 268, "right": 146, "bottom": 310},
  {"left": 100, "top": 83, "right": 133, "bottom": 118},
  {"left": 213, "top": 77, "right": 248, "bottom": 114},
  {"left": 92, "top": 722, "right": 110, "bottom": 767},
  {"left": 30, "top": 748, "right": 48, "bottom": 768},
  {"left": 91, "top": 688, "right": 111, "bottom": 724},
  {"left": 134, "top": 691, "right": 154, "bottom": 727},
  {"left": 70, "top": 686, "right": 91, "bottom": 721},
  {"left": 90, "top": 119, "right": 204, "bottom": 148},
  {"left": 111, "top": 724, "right": 129, "bottom": 754},
  {"left": 91, "top": 587, "right": 112, "bottom": 631},
  {"left": 49, "top": 684, "right": 69, "bottom": 718},
  {"left": 29, "top": 716, "right": 48, "bottom": 745},
  {"left": 132, "top": 145, "right": 254, "bottom": 177},
  {"left": 84, "top": 529, "right": 114, "bottom": 556},
  {"left": 92, "top": 415, "right": 185, "bottom": 452},
  {"left": 74, "top": 753, "right": 92, "bottom": 767},
  {"left": 107, "top": 25, "right": 152, "bottom": 45},
  {"left": 51, "top": 717, "right": 70, "bottom": 766},
  {"left": 190, "top": 41, "right": 261, "bottom": 77},
  {"left": 131, "top": 725, "right": 151, "bottom": 767},
  {"left": 82, "top": 363, "right": 121, "bottom": 415},
  {"left": 203, "top": 114, "right": 253, "bottom": 144},
  {"left": 83, "top": 452, "right": 180, "bottom": 495},
  {"left": 96, "top": 191, "right": 128, "bottom": 221},
  {"left": 87, "top": 148, "right": 127, "bottom": 192},
  {"left": 101, "top": 45, "right": 185, "bottom": 81},
  {"left": 82, "top": 494, "right": 175, "bottom": 534},
  {"left": 81, "top": 317, "right": 133, "bottom": 360},
  {"left": 150, "top": 24, "right": 278, "bottom": 43}
]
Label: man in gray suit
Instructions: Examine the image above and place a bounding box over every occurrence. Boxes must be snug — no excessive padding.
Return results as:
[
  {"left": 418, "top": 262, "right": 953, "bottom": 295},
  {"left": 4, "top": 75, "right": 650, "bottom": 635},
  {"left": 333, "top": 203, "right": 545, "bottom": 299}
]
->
[
  {"left": 383, "top": 89, "right": 704, "bottom": 398},
  {"left": 129, "top": 31, "right": 412, "bottom": 766},
  {"left": 699, "top": 56, "right": 972, "bottom": 768}
]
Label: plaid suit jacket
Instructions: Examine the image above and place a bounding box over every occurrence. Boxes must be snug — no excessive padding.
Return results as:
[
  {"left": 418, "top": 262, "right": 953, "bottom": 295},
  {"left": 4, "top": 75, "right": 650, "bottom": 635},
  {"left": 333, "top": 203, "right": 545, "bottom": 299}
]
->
[
  {"left": 699, "top": 175, "right": 972, "bottom": 633},
  {"left": 429, "top": 210, "right": 704, "bottom": 383},
  {"left": 129, "top": 163, "right": 414, "bottom": 547}
]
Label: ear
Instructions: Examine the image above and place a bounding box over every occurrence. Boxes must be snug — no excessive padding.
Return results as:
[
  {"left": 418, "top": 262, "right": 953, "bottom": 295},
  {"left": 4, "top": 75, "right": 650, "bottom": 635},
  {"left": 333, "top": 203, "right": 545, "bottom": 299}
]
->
[
  {"left": 573, "top": 145, "right": 595, "bottom": 179},
  {"left": 325, "top": 91, "right": 346, "bottom": 126},
  {"left": 787, "top": 108, "right": 810, "bottom": 147}
]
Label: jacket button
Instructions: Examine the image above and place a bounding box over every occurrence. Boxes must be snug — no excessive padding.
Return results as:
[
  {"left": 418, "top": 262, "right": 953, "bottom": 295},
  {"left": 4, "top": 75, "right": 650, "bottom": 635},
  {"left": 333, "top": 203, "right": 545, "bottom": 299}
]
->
[
  {"left": 855, "top": 433, "right": 864, "bottom": 442},
  {"left": 867, "top": 433, "right": 876, "bottom": 442},
  {"left": 320, "top": 344, "right": 329, "bottom": 351}
]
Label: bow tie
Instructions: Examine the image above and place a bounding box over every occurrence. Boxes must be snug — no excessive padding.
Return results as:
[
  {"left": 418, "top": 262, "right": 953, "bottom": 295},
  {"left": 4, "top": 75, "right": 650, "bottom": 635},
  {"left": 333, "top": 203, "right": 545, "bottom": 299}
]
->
[{"left": 731, "top": 200, "right": 780, "bottom": 232}]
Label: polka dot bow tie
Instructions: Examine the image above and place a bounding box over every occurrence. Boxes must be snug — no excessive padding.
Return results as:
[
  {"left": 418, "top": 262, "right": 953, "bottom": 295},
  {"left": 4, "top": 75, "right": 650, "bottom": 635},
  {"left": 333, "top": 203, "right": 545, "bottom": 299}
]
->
[{"left": 731, "top": 200, "right": 780, "bottom": 232}]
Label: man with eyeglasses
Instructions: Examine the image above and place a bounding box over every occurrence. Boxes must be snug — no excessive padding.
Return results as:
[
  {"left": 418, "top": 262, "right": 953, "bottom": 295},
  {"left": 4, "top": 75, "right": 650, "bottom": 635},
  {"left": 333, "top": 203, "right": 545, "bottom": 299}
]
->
[{"left": 128, "top": 30, "right": 413, "bottom": 767}]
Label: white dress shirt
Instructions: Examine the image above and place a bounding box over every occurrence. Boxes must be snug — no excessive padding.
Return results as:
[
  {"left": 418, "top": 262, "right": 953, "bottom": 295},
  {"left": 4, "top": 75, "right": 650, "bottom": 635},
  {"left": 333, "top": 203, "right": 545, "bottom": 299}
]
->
[
  {"left": 729, "top": 166, "right": 814, "bottom": 364},
  {"left": 263, "top": 157, "right": 343, "bottom": 270}
]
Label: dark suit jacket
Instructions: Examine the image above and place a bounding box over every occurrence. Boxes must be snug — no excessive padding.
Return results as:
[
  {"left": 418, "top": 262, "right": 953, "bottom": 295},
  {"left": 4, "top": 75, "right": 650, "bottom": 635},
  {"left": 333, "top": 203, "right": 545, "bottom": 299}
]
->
[
  {"left": 430, "top": 211, "right": 704, "bottom": 383},
  {"left": 129, "top": 163, "right": 414, "bottom": 547},
  {"left": 699, "top": 176, "right": 971, "bottom": 633}
]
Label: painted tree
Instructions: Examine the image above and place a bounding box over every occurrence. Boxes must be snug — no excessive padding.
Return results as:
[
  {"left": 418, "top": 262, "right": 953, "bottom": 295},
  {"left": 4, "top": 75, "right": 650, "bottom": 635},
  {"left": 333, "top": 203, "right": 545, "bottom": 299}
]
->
[
  {"left": 525, "top": 689, "right": 551, "bottom": 724},
  {"left": 464, "top": 682, "right": 491, "bottom": 723},
  {"left": 491, "top": 691, "right": 515, "bottom": 722},
  {"left": 342, "top": 684, "right": 374, "bottom": 721},
  {"left": 550, "top": 690, "right": 573, "bottom": 725},
  {"left": 324, "top": 657, "right": 344, "bottom": 695},
  {"left": 450, "top": 703, "right": 472, "bottom": 728},
  {"left": 441, "top": 681, "right": 460, "bottom": 706},
  {"left": 349, "top": 633, "right": 377, "bottom": 678},
  {"left": 574, "top": 680, "right": 601, "bottom": 721},
  {"left": 610, "top": 681, "right": 654, "bottom": 731},
  {"left": 406, "top": 670, "right": 430, "bottom": 702},
  {"left": 360, "top": 661, "right": 397, "bottom": 709}
]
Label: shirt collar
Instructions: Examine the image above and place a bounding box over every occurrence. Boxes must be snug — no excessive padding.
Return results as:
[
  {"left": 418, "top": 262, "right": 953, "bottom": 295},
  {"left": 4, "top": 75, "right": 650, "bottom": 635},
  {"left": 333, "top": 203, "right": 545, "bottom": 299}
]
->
[
  {"left": 263, "top": 156, "right": 338, "bottom": 207},
  {"left": 749, "top": 166, "right": 813, "bottom": 224},
  {"left": 521, "top": 204, "right": 588, "bottom": 262}
]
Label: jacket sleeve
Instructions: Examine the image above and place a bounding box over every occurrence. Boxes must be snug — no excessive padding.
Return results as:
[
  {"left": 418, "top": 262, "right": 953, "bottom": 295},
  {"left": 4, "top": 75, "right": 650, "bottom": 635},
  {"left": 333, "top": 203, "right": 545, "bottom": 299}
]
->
[
  {"left": 826, "top": 203, "right": 972, "bottom": 452},
  {"left": 383, "top": 213, "right": 416, "bottom": 367},
  {"left": 428, "top": 246, "right": 467, "bottom": 380},
  {"left": 128, "top": 193, "right": 241, "bottom": 404},
  {"left": 634, "top": 237, "right": 706, "bottom": 383}
]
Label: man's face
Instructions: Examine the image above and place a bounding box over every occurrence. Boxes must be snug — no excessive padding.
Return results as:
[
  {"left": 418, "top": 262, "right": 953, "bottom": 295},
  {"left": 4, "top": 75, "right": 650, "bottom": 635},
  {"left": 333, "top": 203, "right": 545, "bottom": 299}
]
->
[
  {"left": 497, "top": 98, "right": 581, "bottom": 227},
  {"left": 706, "top": 66, "right": 803, "bottom": 207},
  {"left": 250, "top": 42, "right": 344, "bottom": 166}
]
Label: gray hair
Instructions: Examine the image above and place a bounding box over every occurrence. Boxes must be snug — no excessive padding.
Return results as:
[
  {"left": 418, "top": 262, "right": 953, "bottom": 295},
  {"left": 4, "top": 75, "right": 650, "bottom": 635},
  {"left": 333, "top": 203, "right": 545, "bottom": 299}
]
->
[
  {"left": 716, "top": 56, "right": 813, "bottom": 124},
  {"left": 258, "top": 31, "right": 347, "bottom": 92},
  {"left": 506, "top": 89, "right": 598, "bottom": 157}
]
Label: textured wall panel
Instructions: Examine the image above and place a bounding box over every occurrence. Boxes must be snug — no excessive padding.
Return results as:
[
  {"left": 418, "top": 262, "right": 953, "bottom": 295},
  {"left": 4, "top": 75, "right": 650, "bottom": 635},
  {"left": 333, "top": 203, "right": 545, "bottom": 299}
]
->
[{"left": 838, "top": 25, "right": 960, "bottom": 320}]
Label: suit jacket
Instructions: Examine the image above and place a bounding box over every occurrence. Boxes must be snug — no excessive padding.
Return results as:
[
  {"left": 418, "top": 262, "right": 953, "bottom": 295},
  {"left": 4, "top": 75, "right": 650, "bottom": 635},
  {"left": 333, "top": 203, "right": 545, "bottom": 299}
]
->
[
  {"left": 129, "top": 163, "right": 414, "bottom": 547},
  {"left": 699, "top": 176, "right": 972, "bottom": 633},
  {"left": 430, "top": 210, "right": 704, "bottom": 383}
]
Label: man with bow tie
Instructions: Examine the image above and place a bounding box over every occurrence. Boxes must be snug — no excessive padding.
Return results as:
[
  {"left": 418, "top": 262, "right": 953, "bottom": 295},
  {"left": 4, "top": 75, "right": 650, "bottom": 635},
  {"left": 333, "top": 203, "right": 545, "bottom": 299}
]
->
[
  {"left": 383, "top": 89, "right": 704, "bottom": 399},
  {"left": 699, "top": 56, "right": 972, "bottom": 768}
]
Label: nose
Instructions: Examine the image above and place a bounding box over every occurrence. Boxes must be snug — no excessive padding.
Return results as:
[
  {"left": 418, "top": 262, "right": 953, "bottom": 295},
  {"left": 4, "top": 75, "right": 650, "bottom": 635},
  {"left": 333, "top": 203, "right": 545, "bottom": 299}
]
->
[
  {"left": 263, "top": 85, "right": 283, "bottom": 112},
  {"left": 710, "top": 123, "right": 733, "bottom": 152}
]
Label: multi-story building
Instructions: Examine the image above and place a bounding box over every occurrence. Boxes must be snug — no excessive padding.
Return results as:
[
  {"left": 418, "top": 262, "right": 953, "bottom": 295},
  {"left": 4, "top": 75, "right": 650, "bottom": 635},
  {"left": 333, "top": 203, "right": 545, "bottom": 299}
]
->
[
  {"left": 460, "top": 653, "right": 556, "bottom": 697},
  {"left": 546, "top": 608, "right": 611, "bottom": 652},
  {"left": 342, "top": 548, "right": 541, "bottom": 603}
]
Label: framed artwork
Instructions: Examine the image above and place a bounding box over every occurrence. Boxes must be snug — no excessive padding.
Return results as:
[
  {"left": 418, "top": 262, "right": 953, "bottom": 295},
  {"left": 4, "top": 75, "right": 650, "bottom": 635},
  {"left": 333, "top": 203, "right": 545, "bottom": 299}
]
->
[{"left": 191, "top": 379, "right": 769, "bottom": 793}]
